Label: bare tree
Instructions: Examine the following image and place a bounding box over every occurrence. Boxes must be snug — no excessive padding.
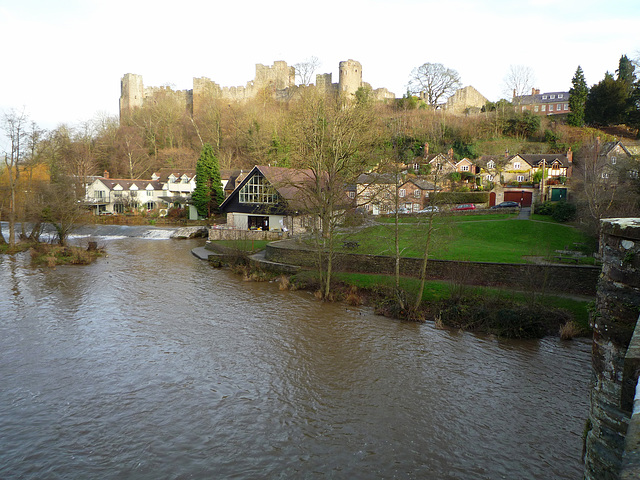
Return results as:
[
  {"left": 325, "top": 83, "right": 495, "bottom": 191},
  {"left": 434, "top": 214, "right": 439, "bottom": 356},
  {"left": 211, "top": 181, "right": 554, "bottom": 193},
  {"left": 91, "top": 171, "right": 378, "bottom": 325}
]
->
[
  {"left": 407, "top": 62, "right": 462, "bottom": 107},
  {"left": 1, "top": 108, "right": 29, "bottom": 246},
  {"left": 503, "top": 65, "right": 536, "bottom": 104},
  {"left": 294, "top": 56, "right": 321, "bottom": 86},
  {"left": 289, "top": 88, "right": 374, "bottom": 299}
]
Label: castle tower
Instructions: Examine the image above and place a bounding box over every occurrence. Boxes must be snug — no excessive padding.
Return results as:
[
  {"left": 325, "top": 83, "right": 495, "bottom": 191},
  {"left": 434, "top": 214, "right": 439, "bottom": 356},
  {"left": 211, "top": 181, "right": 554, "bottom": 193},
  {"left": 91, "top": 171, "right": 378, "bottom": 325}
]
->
[
  {"left": 339, "top": 59, "right": 362, "bottom": 97},
  {"left": 119, "top": 74, "right": 144, "bottom": 120}
]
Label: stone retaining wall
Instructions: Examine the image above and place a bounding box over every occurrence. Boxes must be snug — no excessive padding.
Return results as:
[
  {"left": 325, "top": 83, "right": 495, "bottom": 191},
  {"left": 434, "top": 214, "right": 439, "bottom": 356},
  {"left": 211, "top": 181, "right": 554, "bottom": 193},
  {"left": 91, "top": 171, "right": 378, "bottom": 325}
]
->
[
  {"left": 265, "top": 240, "right": 600, "bottom": 296},
  {"left": 208, "top": 228, "right": 289, "bottom": 242}
]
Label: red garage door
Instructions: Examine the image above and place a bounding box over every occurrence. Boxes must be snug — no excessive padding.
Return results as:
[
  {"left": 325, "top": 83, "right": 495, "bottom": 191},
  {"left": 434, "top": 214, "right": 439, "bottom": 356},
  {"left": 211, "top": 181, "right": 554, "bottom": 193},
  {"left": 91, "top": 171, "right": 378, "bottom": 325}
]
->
[{"left": 504, "top": 191, "right": 533, "bottom": 207}]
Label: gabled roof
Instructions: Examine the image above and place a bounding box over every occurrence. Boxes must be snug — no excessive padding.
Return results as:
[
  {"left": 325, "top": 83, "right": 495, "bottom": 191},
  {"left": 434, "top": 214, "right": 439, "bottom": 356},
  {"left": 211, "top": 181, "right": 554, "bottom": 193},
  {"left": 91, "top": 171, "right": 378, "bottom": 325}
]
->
[
  {"left": 600, "top": 141, "right": 633, "bottom": 158},
  {"left": 517, "top": 91, "right": 569, "bottom": 105},
  {"left": 152, "top": 168, "right": 196, "bottom": 182},
  {"left": 96, "top": 177, "right": 163, "bottom": 191},
  {"left": 356, "top": 172, "right": 398, "bottom": 185},
  {"left": 219, "top": 165, "right": 321, "bottom": 212},
  {"left": 402, "top": 178, "right": 439, "bottom": 191},
  {"left": 518, "top": 153, "right": 571, "bottom": 168}
]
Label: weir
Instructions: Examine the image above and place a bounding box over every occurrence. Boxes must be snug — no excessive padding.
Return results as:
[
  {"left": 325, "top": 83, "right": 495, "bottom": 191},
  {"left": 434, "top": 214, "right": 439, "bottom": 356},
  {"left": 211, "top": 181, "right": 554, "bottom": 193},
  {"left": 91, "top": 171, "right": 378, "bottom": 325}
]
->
[{"left": 584, "top": 218, "right": 640, "bottom": 479}]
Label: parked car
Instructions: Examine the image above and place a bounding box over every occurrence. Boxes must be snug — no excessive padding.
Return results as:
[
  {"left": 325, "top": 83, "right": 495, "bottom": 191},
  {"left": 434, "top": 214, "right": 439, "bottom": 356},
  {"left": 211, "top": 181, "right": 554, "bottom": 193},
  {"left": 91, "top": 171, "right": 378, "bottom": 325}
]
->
[
  {"left": 390, "top": 207, "right": 411, "bottom": 214},
  {"left": 491, "top": 201, "right": 520, "bottom": 209},
  {"left": 454, "top": 204, "right": 476, "bottom": 211},
  {"left": 418, "top": 206, "right": 439, "bottom": 213}
]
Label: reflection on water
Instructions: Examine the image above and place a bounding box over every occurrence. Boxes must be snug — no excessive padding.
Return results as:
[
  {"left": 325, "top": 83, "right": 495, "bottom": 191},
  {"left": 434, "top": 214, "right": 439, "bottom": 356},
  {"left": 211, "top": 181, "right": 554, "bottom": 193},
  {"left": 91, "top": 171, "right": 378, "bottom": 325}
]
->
[{"left": 0, "top": 229, "right": 591, "bottom": 479}]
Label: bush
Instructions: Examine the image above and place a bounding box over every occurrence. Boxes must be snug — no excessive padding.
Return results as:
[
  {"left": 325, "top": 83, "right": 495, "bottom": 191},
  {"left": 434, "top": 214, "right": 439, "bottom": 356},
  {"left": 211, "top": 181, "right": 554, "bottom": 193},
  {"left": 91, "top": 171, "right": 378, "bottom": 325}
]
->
[
  {"left": 552, "top": 201, "right": 576, "bottom": 222},
  {"left": 535, "top": 201, "right": 555, "bottom": 216}
]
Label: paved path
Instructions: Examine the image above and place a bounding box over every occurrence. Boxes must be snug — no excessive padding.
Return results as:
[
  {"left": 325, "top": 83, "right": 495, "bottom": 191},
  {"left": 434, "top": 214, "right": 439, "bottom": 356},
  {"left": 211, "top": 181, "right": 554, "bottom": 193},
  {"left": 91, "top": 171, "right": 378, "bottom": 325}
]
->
[{"left": 517, "top": 207, "right": 532, "bottom": 219}]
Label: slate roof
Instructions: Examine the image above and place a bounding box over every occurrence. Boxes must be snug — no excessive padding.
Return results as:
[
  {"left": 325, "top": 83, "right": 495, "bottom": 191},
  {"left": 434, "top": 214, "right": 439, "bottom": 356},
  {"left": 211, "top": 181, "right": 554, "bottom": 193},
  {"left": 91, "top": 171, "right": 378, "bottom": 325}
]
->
[
  {"left": 98, "top": 178, "right": 163, "bottom": 190},
  {"left": 152, "top": 168, "right": 196, "bottom": 182},
  {"left": 517, "top": 91, "right": 569, "bottom": 105}
]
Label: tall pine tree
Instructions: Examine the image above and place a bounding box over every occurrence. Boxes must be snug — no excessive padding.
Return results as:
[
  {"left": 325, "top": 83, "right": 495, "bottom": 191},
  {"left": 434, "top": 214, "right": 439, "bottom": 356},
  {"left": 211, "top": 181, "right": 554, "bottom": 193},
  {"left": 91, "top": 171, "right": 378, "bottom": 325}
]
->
[
  {"left": 192, "top": 143, "right": 224, "bottom": 218},
  {"left": 567, "top": 65, "right": 588, "bottom": 127}
]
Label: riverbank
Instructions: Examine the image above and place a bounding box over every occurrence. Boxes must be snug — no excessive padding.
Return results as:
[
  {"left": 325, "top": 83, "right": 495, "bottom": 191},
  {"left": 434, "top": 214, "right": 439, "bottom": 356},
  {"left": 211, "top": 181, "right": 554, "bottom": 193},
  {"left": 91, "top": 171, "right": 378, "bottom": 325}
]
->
[{"left": 196, "top": 243, "right": 591, "bottom": 340}]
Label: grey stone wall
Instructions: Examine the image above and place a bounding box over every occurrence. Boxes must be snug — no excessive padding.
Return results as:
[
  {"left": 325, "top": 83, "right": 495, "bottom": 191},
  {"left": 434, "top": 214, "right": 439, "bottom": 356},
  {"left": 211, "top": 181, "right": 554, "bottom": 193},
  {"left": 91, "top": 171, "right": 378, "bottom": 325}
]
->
[
  {"left": 584, "top": 218, "right": 640, "bottom": 480},
  {"left": 265, "top": 240, "right": 600, "bottom": 296}
]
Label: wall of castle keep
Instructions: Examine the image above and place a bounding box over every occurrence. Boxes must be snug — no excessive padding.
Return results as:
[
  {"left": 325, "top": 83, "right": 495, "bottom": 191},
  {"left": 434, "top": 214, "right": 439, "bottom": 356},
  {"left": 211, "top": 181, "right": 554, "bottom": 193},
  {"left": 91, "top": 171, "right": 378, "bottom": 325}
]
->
[
  {"left": 584, "top": 218, "right": 640, "bottom": 480},
  {"left": 120, "top": 59, "right": 392, "bottom": 120}
]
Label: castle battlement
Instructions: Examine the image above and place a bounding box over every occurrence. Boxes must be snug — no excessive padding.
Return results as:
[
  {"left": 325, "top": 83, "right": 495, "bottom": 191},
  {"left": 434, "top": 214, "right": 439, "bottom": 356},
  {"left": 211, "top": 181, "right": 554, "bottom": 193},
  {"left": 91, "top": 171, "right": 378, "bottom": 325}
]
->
[{"left": 119, "top": 60, "right": 395, "bottom": 121}]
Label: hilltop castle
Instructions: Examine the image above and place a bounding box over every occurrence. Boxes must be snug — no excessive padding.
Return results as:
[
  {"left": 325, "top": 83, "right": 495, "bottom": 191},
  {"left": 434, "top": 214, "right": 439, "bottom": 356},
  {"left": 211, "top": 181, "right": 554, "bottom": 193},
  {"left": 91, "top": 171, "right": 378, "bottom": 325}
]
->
[{"left": 119, "top": 59, "right": 395, "bottom": 120}]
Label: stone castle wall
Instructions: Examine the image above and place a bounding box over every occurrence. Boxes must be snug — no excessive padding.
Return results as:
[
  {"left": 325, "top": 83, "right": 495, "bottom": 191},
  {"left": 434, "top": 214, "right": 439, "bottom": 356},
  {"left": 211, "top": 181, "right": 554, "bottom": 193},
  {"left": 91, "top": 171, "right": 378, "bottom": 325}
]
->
[{"left": 120, "top": 59, "right": 394, "bottom": 120}]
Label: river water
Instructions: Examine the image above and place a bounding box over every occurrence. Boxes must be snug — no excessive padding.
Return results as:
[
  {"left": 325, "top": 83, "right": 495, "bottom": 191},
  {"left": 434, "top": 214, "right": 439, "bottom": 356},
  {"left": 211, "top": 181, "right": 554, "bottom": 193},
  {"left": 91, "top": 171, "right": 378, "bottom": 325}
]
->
[{"left": 0, "top": 225, "right": 591, "bottom": 479}]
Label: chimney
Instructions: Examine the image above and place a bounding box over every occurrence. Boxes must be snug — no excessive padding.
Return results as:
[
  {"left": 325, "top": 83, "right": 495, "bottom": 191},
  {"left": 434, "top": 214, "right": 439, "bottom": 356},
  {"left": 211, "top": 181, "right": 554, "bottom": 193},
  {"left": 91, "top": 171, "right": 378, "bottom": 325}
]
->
[
  {"left": 532, "top": 87, "right": 536, "bottom": 95},
  {"left": 567, "top": 147, "right": 573, "bottom": 164},
  {"left": 513, "top": 89, "right": 516, "bottom": 99},
  {"left": 448, "top": 148, "right": 453, "bottom": 159},
  {"left": 504, "top": 149, "right": 509, "bottom": 158},
  {"left": 104, "top": 170, "right": 109, "bottom": 178},
  {"left": 424, "top": 143, "right": 429, "bottom": 157}
]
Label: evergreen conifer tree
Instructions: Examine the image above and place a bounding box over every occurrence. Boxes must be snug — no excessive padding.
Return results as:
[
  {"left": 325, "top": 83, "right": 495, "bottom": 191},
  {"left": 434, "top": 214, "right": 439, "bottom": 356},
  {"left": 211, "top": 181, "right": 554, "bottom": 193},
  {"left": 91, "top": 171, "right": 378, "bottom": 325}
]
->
[
  {"left": 192, "top": 143, "right": 224, "bottom": 218},
  {"left": 567, "top": 66, "right": 588, "bottom": 127}
]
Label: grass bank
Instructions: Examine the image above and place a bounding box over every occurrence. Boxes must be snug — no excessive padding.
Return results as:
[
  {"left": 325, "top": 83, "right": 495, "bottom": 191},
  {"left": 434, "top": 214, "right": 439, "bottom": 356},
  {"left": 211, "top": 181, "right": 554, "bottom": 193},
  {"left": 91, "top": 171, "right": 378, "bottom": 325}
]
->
[{"left": 29, "top": 243, "right": 104, "bottom": 267}]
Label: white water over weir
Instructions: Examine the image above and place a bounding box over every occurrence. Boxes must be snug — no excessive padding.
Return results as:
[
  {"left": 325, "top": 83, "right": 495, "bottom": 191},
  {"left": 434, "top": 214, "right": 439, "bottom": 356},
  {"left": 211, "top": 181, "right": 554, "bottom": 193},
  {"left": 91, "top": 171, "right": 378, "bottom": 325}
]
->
[{"left": 0, "top": 228, "right": 591, "bottom": 479}]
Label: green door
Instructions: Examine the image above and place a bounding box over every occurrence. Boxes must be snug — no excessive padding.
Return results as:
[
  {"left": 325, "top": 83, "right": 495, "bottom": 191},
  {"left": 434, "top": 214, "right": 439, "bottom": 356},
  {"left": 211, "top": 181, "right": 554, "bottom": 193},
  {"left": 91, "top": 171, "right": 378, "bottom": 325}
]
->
[{"left": 550, "top": 188, "right": 567, "bottom": 201}]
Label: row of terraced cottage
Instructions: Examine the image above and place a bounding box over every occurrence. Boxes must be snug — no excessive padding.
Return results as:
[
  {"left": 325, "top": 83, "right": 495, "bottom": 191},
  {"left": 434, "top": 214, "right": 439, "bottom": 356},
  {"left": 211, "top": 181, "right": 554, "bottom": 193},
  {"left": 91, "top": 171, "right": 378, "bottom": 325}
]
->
[{"left": 83, "top": 141, "right": 634, "bottom": 234}]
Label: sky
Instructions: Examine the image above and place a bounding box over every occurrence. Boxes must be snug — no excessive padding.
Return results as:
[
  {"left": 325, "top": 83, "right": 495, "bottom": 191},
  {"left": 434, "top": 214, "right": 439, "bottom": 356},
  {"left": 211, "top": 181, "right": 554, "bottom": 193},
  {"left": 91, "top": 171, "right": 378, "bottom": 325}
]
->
[{"left": 1, "top": 0, "right": 639, "bottom": 131}]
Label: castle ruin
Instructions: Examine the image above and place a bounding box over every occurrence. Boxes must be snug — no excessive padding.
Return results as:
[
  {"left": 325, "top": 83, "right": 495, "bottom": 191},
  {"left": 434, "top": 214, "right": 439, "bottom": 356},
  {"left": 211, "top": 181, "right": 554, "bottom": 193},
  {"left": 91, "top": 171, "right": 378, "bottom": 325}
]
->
[{"left": 119, "top": 59, "right": 395, "bottom": 121}]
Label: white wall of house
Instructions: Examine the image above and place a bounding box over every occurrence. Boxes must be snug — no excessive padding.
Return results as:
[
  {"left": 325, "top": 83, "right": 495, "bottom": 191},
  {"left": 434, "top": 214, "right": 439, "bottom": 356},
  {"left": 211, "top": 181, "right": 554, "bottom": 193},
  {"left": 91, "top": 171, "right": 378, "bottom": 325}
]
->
[{"left": 227, "top": 213, "right": 287, "bottom": 231}]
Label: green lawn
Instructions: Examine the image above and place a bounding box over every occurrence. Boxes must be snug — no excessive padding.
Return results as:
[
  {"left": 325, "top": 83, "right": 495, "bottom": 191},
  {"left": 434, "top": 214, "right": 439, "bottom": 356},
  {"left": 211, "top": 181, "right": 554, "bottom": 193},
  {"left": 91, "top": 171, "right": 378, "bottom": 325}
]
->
[{"left": 339, "top": 216, "right": 596, "bottom": 263}]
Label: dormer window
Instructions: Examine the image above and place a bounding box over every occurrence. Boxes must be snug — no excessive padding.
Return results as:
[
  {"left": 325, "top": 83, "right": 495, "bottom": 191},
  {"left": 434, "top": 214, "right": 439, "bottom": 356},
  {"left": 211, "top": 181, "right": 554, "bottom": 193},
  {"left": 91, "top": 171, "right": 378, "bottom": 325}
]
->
[
  {"left": 550, "top": 94, "right": 555, "bottom": 99},
  {"left": 542, "top": 95, "right": 548, "bottom": 100},
  {"left": 558, "top": 93, "right": 563, "bottom": 99},
  {"left": 487, "top": 160, "right": 495, "bottom": 169}
]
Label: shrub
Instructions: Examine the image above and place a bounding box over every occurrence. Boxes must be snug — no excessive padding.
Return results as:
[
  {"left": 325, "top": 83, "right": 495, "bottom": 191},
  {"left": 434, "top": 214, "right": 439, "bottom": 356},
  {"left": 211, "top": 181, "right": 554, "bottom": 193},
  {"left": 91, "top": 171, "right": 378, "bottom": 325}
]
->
[
  {"left": 535, "top": 201, "right": 555, "bottom": 216},
  {"left": 552, "top": 201, "right": 577, "bottom": 222}
]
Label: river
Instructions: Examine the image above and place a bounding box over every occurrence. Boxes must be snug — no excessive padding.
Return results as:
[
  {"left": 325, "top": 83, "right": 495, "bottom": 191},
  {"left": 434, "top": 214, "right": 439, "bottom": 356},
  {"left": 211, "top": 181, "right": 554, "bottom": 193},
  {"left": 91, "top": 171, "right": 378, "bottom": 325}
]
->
[{"left": 0, "top": 225, "right": 591, "bottom": 479}]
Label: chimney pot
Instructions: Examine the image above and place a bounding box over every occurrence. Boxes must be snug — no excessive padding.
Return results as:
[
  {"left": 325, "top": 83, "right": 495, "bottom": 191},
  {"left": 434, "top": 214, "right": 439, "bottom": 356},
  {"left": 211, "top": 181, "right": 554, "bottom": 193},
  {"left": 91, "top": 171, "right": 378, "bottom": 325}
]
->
[{"left": 104, "top": 170, "right": 109, "bottom": 178}]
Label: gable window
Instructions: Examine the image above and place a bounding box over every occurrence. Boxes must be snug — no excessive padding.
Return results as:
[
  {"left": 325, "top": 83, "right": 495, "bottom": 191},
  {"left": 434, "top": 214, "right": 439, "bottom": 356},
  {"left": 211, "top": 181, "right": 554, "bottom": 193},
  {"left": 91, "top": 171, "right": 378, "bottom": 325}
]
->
[
  {"left": 461, "top": 165, "right": 469, "bottom": 172},
  {"left": 513, "top": 162, "right": 521, "bottom": 169},
  {"left": 611, "top": 156, "right": 617, "bottom": 165},
  {"left": 414, "top": 190, "right": 421, "bottom": 198},
  {"left": 487, "top": 160, "right": 495, "bottom": 169},
  {"left": 239, "top": 174, "right": 277, "bottom": 204},
  {"left": 348, "top": 191, "right": 355, "bottom": 199},
  {"left": 95, "top": 190, "right": 104, "bottom": 198},
  {"left": 399, "top": 189, "right": 406, "bottom": 198},
  {"left": 601, "top": 172, "right": 609, "bottom": 179}
]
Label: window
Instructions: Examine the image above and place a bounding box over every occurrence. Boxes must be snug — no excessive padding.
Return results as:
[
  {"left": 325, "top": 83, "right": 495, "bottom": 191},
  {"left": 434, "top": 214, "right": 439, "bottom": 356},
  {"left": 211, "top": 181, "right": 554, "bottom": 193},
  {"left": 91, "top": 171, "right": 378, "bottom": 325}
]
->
[
  {"left": 146, "top": 201, "right": 154, "bottom": 210},
  {"left": 550, "top": 94, "right": 555, "bottom": 99},
  {"left": 147, "top": 190, "right": 153, "bottom": 197},
  {"left": 534, "top": 105, "right": 539, "bottom": 112},
  {"left": 558, "top": 93, "right": 564, "bottom": 99},
  {"left": 461, "top": 165, "right": 469, "bottom": 172},
  {"left": 541, "top": 105, "right": 546, "bottom": 112},
  {"left": 413, "top": 163, "right": 419, "bottom": 171},
  {"left": 549, "top": 105, "right": 554, "bottom": 112},
  {"left": 95, "top": 190, "right": 104, "bottom": 198},
  {"left": 239, "top": 174, "right": 277, "bottom": 204},
  {"left": 513, "top": 162, "right": 521, "bottom": 169},
  {"left": 114, "top": 204, "right": 125, "bottom": 214},
  {"left": 516, "top": 175, "right": 525, "bottom": 182},
  {"left": 611, "top": 157, "right": 617, "bottom": 165},
  {"left": 348, "top": 191, "right": 355, "bottom": 198},
  {"left": 130, "top": 191, "right": 138, "bottom": 197},
  {"left": 601, "top": 172, "right": 609, "bottom": 179},
  {"left": 564, "top": 103, "right": 569, "bottom": 110},
  {"left": 182, "top": 177, "right": 189, "bottom": 183},
  {"left": 487, "top": 174, "right": 494, "bottom": 181},
  {"left": 487, "top": 160, "right": 495, "bottom": 169},
  {"left": 542, "top": 95, "right": 548, "bottom": 99},
  {"left": 522, "top": 106, "right": 526, "bottom": 112},
  {"left": 114, "top": 191, "right": 122, "bottom": 197},
  {"left": 399, "top": 189, "right": 406, "bottom": 198},
  {"left": 414, "top": 190, "right": 421, "bottom": 198},
  {"left": 557, "top": 104, "right": 562, "bottom": 111}
]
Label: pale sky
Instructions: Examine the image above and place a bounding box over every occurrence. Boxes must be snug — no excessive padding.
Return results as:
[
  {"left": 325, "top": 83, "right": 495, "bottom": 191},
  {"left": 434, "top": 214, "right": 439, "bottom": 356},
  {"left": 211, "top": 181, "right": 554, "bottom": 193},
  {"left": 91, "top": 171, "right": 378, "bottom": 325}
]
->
[{"left": 1, "top": 0, "right": 639, "bottom": 130}]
